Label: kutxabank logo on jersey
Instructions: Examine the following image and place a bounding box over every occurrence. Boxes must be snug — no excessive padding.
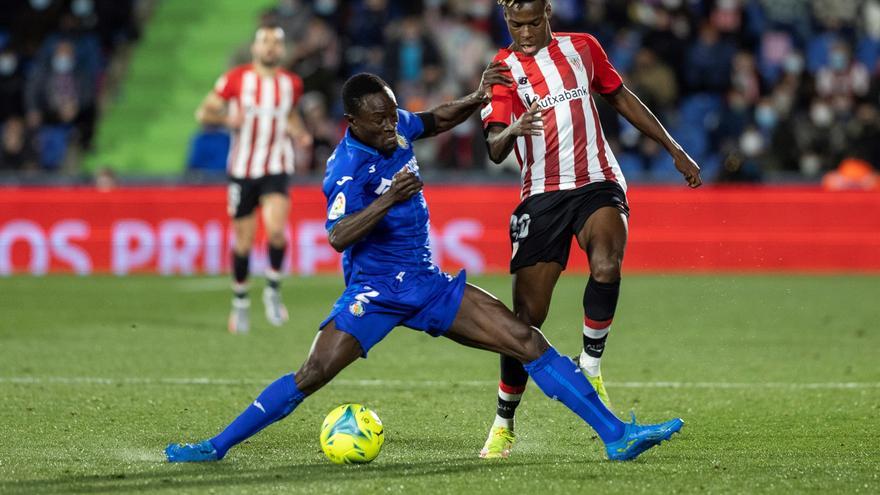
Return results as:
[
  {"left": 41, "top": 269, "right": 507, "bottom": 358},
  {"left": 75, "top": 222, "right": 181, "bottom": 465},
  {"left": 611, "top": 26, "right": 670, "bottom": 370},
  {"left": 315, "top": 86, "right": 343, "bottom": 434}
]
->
[{"left": 524, "top": 85, "right": 590, "bottom": 109}]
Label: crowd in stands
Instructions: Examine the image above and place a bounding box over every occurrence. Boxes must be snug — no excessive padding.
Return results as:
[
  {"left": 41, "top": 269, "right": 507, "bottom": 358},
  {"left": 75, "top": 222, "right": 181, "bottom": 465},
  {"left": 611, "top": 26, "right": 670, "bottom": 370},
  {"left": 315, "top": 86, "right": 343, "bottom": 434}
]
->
[
  {"left": 0, "top": 0, "right": 141, "bottom": 174},
  {"left": 4, "top": 0, "right": 879, "bottom": 186},
  {"left": 190, "top": 0, "right": 880, "bottom": 185}
]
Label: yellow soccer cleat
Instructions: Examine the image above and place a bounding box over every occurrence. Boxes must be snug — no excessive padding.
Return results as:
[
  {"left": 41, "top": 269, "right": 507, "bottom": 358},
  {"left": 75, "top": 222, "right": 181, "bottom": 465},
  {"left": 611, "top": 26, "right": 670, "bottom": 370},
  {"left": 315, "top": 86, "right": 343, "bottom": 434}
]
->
[
  {"left": 479, "top": 426, "right": 516, "bottom": 459},
  {"left": 586, "top": 373, "right": 612, "bottom": 408}
]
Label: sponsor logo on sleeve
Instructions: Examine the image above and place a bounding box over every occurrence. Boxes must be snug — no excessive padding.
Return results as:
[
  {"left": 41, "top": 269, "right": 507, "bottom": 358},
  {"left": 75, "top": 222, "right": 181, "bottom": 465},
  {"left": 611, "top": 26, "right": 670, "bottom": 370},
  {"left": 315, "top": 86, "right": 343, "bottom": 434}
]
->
[
  {"left": 328, "top": 192, "right": 346, "bottom": 220},
  {"left": 480, "top": 103, "right": 494, "bottom": 121}
]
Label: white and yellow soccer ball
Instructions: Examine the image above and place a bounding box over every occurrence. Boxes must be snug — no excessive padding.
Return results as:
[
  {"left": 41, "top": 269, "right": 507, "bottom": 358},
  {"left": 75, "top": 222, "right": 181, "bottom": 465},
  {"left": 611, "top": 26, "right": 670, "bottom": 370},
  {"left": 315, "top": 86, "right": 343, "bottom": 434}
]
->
[{"left": 320, "top": 404, "right": 385, "bottom": 464}]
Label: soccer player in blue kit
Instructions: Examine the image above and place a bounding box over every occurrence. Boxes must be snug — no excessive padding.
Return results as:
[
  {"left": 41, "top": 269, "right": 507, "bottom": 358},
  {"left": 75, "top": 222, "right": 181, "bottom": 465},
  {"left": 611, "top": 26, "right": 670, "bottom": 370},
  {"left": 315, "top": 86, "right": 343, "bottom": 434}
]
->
[{"left": 165, "top": 69, "right": 683, "bottom": 463}]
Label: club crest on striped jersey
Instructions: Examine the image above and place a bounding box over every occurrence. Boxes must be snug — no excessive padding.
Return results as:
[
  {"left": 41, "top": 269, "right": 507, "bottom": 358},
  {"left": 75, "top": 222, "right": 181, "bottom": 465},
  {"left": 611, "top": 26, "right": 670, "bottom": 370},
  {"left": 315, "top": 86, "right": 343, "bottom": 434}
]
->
[{"left": 567, "top": 56, "right": 583, "bottom": 73}]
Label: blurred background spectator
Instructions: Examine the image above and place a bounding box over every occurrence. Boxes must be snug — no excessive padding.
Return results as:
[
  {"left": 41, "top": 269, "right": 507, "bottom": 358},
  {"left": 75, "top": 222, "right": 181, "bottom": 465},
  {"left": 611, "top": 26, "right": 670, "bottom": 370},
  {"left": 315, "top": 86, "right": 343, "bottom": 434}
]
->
[
  {"left": 5, "top": 0, "right": 880, "bottom": 185},
  {"left": 0, "top": 0, "right": 141, "bottom": 175}
]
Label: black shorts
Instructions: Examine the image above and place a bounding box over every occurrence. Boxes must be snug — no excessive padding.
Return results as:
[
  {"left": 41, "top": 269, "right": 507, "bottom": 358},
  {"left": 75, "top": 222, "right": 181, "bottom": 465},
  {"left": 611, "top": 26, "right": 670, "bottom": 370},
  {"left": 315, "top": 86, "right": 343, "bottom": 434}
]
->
[
  {"left": 227, "top": 174, "right": 290, "bottom": 219},
  {"left": 509, "top": 181, "right": 629, "bottom": 273}
]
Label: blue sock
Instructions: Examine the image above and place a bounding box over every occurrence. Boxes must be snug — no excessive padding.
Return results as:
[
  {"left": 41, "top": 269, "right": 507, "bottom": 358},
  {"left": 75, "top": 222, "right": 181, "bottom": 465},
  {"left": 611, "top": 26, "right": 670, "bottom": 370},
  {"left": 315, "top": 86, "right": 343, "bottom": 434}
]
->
[
  {"left": 524, "top": 347, "right": 625, "bottom": 443},
  {"left": 209, "top": 373, "right": 305, "bottom": 458}
]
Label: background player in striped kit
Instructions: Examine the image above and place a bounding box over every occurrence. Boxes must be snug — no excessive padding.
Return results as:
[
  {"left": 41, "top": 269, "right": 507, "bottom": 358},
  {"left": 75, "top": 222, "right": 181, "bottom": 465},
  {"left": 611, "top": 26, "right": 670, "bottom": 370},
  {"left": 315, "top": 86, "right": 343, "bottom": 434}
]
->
[
  {"left": 478, "top": 0, "right": 703, "bottom": 458},
  {"left": 196, "top": 25, "right": 312, "bottom": 333}
]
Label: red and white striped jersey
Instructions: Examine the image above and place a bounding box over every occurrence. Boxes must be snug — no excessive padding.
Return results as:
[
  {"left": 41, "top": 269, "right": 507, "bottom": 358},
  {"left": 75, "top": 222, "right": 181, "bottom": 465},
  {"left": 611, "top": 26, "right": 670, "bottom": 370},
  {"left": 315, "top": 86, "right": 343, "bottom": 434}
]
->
[
  {"left": 214, "top": 64, "right": 303, "bottom": 179},
  {"left": 482, "top": 33, "right": 627, "bottom": 200}
]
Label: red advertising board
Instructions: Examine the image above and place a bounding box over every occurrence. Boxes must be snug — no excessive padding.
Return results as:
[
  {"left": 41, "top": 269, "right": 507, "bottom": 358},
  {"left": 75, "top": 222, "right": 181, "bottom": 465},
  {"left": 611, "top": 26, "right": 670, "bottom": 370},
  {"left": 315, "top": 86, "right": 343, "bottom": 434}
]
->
[{"left": 0, "top": 185, "right": 878, "bottom": 275}]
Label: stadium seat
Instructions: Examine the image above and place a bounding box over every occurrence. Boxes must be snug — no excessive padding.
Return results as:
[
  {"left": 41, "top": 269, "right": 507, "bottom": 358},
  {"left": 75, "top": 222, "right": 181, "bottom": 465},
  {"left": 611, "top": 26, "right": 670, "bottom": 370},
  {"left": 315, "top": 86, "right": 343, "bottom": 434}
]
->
[
  {"left": 616, "top": 152, "right": 647, "bottom": 183},
  {"left": 679, "top": 94, "right": 723, "bottom": 131},
  {"left": 671, "top": 125, "right": 708, "bottom": 163},
  {"left": 187, "top": 128, "right": 230, "bottom": 173},
  {"left": 857, "top": 37, "right": 880, "bottom": 72},
  {"left": 37, "top": 126, "right": 72, "bottom": 170},
  {"left": 806, "top": 33, "right": 836, "bottom": 74}
]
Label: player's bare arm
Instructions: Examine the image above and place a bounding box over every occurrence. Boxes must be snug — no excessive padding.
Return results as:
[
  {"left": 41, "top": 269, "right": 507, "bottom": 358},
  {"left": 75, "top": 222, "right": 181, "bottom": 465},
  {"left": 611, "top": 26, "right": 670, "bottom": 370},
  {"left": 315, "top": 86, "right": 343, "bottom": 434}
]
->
[
  {"left": 602, "top": 85, "right": 702, "bottom": 188},
  {"left": 420, "top": 62, "right": 513, "bottom": 138},
  {"left": 287, "top": 107, "right": 313, "bottom": 148},
  {"left": 195, "top": 91, "right": 242, "bottom": 129},
  {"left": 485, "top": 99, "right": 543, "bottom": 163},
  {"left": 327, "top": 168, "right": 422, "bottom": 252}
]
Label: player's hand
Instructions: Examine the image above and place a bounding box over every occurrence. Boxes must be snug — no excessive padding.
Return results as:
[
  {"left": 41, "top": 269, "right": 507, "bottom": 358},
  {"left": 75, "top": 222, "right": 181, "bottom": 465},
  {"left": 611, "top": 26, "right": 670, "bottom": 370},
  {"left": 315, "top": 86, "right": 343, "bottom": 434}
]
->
[
  {"left": 388, "top": 167, "right": 423, "bottom": 203},
  {"left": 225, "top": 111, "right": 245, "bottom": 130},
  {"left": 478, "top": 61, "right": 513, "bottom": 102},
  {"left": 673, "top": 150, "right": 703, "bottom": 188},
  {"left": 294, "top": 131, "right": 313, "bottom": 149},
  {"left": 508, "top": 100, "right": 543, "bottom": 137}
]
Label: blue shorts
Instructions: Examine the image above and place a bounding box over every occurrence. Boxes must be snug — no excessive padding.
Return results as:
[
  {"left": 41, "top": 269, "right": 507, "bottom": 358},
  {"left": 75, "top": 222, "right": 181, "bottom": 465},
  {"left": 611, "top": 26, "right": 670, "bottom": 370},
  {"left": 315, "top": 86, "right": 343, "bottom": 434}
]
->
[{"left": 319, "top": 268, "right": 467, "bottom": 357}]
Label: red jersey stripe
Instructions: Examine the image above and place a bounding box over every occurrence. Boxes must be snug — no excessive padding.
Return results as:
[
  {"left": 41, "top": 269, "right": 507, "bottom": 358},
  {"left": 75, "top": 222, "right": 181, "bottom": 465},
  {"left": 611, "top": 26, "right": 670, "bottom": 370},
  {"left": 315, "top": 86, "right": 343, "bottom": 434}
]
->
[
  {"left": 548, "top": 41, "right": 590, "bottom": 189},
  {"left": 520, "top": 55, "right": 560, "bottom": 193}
]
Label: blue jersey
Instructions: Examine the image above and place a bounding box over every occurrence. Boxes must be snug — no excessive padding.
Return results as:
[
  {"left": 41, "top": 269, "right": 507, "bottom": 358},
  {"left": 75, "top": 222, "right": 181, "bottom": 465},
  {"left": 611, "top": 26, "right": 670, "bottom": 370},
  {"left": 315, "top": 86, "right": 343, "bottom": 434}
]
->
[{"left": 323, "top": 109, "right": 434, "bottom": 285}]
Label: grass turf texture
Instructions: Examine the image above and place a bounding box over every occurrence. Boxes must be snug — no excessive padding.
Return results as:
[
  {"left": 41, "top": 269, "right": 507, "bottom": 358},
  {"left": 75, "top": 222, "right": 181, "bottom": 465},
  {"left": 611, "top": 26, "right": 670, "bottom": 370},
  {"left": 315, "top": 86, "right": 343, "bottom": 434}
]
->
[{"left": 0, "top": 275, "right": 878, "bottom": 494}]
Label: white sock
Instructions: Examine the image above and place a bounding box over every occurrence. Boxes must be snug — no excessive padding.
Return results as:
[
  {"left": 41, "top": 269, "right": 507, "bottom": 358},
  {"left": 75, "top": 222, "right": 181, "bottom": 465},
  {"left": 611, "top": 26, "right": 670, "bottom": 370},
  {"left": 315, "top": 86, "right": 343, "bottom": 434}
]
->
[
  {"left": 492, "top": 414, "right": 514, "bottom": 430},
  {"left": 579, "top": 350, "right": 602, "bottom": 377},
  {"left": 493, "top": 385, "right": 523, "bottom": 430},
  {"left": 581, "top": 323, "right": 610, "bottom": 377}
]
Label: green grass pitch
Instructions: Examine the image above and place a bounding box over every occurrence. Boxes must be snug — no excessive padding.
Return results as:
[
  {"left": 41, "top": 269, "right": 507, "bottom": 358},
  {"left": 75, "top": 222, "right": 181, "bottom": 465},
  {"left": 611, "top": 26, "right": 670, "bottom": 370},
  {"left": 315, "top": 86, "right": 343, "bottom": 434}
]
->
[{"left": 1, "top": 275, "right": 878, "bottom": 494}]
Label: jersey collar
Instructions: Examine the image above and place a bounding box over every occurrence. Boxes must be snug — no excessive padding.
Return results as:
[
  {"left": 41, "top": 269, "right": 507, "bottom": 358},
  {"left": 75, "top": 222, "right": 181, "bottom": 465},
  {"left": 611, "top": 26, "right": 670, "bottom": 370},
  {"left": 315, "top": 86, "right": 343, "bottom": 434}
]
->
[{"left": 344, "top": 128, "right": 379, "bottom": 156}]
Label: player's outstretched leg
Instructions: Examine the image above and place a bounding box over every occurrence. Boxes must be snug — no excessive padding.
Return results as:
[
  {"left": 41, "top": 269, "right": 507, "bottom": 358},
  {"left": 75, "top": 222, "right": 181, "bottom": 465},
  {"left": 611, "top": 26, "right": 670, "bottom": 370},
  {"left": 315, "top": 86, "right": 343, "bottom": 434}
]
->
[
  {"left": 261, "top": 193, "right": 290, "bottom": 327},
  {"left": 165, "top": 323, "right": 361, "bottom": 462},
  {"left": 448, "top": 284, "right": 682, "bottom": 461},
  {"left": 481, "top": 263, "right": 560, "bottom": 459}
]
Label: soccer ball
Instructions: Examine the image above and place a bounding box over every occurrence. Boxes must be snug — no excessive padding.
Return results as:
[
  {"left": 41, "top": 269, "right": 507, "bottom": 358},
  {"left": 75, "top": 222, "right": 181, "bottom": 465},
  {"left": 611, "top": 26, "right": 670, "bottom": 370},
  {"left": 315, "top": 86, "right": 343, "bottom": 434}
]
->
[{"left": 320, "top": 403, "right": 385, "bottom": 464}]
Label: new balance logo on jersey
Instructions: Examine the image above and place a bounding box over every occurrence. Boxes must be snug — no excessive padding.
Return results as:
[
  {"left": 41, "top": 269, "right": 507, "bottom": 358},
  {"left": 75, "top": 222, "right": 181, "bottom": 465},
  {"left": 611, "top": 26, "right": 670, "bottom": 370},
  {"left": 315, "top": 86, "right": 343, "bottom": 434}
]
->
[{"left": 524, "top": 86, "right": 590, "bottom": 109}]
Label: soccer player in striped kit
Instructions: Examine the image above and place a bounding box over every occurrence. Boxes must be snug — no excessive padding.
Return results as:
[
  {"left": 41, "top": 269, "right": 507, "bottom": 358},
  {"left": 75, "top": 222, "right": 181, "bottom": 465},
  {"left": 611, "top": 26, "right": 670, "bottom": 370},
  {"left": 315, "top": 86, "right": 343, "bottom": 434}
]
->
[
  {"left": 479, "top": 0, "right": 703, "bottom": 458},
  {"left": 196, "top": 25, "right": 311, "bottom": 333}
]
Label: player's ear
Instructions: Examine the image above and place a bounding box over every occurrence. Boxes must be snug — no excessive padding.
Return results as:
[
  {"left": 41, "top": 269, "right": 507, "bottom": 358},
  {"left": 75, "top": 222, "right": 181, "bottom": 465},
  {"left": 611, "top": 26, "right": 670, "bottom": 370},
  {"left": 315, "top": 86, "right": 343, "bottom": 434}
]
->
[
  {"left": 545, "top": 1, "right": 552, "bottom": 19},
  {"left": 344, "top": 113, "right": 356, "bottom": 128}
]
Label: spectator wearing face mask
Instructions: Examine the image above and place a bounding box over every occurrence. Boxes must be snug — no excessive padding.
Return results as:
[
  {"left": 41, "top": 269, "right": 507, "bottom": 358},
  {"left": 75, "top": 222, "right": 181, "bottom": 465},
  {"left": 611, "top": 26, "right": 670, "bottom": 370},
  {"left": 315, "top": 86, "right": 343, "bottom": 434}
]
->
[
  {"left": 24, "top": 39, "right": 97, "bottom": 169},
  {"left": 816, "top": 41, "right": 870, "bottom": 112}
]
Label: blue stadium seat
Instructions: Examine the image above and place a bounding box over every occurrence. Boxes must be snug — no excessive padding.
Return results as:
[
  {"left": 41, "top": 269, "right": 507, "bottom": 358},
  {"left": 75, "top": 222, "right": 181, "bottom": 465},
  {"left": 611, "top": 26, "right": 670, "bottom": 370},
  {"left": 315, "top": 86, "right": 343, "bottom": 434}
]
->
[
  {"left": 698, "top": 154, "right": 723, "bottom": 183},
  {"left": 616, "top": 152, "right": 647, "bottom": 183},
  {"left": 671, "top": 125, "right": 708, "bottom": 163},
  {"left": 647, "top": 153, "right": 681, "bottom": 183},
  {"left": 679, "top": 94, "right": 723, "bottom": 131},
  {"left": 857, "top": 37, "right": 880, "bottom": 71},
  {"left": 806, "top": 33, "right": 836, "bottom": 74},
  {"left": 187, "top": 128, "right": 230, "bottom": 173},
  {"left": 37, "top": 126, "right": 72, "bottom": 170}
]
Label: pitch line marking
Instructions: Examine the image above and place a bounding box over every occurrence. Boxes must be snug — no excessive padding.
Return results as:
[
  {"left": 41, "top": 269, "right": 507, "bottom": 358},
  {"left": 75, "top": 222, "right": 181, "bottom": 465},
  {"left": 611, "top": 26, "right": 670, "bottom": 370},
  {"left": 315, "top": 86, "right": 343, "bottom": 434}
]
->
[{"left": 0, "top": 377, "right": 878, "bottom": 390}]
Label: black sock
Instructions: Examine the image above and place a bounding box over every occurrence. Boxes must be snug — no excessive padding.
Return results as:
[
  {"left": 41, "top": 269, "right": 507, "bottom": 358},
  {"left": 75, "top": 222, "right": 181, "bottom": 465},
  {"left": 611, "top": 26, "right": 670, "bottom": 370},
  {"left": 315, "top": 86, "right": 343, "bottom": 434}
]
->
[
  {"left": 232, "top": 253, "right": 249, "bottom": 297},
  {"left": 582, "top": 276, "right": 620, "bottom": 358},
  {"left": 496, "top": 354, "right": 528, "bottom": 422},
  {"left": 267, "top": 245, "right": 285, "bottom": 289}
]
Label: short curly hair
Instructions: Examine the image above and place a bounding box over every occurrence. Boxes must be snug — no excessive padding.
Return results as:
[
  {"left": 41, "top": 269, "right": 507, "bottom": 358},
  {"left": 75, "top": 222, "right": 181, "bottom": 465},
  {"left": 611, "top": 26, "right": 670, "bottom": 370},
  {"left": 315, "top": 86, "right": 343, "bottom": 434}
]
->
[
  {"left": 342, "top": 73, "right": 391, "bottom": 115},
  {"left": 497, "top": 0, "right": 546, "bottom": 8}
]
